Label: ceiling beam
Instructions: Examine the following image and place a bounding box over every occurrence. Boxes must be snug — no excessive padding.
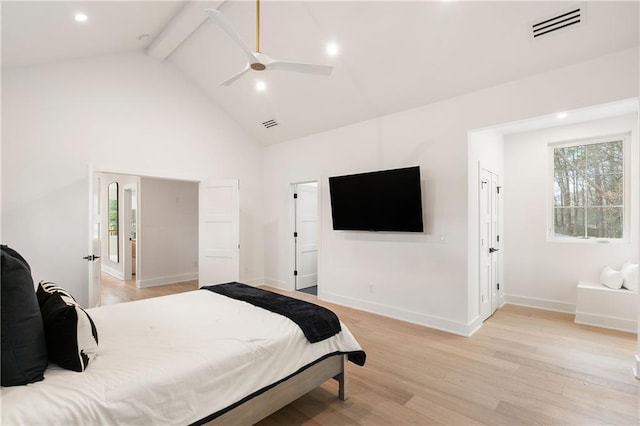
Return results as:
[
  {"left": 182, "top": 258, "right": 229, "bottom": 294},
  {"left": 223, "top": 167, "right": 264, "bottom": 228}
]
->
[{"left": 146, "top": 0, "right": 225, "bottom": 62}]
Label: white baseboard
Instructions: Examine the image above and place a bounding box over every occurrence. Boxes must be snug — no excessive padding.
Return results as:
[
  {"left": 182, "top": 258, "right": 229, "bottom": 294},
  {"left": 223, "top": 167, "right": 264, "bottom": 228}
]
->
[
  {"left": 466, "top": 316, "right": 484, "bottom": 337},
  {"left": 262, "top": 278, "right": 288, "bottom": 290},
  {"left": 137, "top": 272, "right": 198, "bottom": 288},
  {"left": 242, "top": 277, "right": 266, "bottom": 287},
  {"left": 634, "top": 354, "right": 640, "bottom": 380},
  {"left": 505, "top": 294, "right": 575, "bottom": 314},
  {"left": 575, "top": 312, "right": 637, "bottom": 334},
  {"left": 101, "top": 265, "right": 124, "bottom": 281},
  {"left": 320, "top": 291, "right": 478, "bottom": 337}
]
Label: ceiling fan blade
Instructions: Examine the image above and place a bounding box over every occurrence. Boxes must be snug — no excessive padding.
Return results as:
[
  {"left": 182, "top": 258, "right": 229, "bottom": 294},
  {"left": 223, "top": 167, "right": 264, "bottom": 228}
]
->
[
  {"left": 220, "top": 63, "right": 251, "bottom": 86},
  {"left": 267, "top": 61, "right": 333, "bottom": 76},
  {"left": 204, "top": 9, "right": 257, "bottom": 64}
]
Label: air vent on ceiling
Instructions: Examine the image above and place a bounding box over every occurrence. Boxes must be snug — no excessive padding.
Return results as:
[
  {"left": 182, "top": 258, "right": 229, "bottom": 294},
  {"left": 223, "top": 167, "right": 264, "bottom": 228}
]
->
[
  {"left": 262, "top": 119, "right": 278, "bottom": 129},
  {"left": 532, "top": 7, "right": 582, "bottom": 38}
]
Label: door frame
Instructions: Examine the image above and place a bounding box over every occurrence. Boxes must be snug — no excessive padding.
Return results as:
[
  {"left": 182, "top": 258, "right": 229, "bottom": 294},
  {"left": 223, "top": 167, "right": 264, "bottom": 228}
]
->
[
  {"left": 87, "top": 163, "right": 102, "bottom": 308},
  {"left": 479, "top": 167, "right": 502, "bottom": 321},
  {"left": 90, "top": 165, "right": 207, "bottom": 294},
  {"left": 289, "top": 179, "right": 321, "bottom": 293},
  {"left": 122, "top": 184, "right": 137, "bottom": 281}
]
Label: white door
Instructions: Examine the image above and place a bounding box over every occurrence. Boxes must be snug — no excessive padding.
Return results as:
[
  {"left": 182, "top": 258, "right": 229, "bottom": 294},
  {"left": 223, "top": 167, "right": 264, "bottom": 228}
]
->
[
  {"left": 294, "top": 182, "right": 318, "bottom": 290},
  {"left": 199, "top": 179, "right": 239, "bottom": 286},
  {"left": 87, "top": 167, "right": 102, "bottom": 308},
  {"left": 479, "top": 169, "right": 500, "bottom": 321},
  {"left": 123, "top": 188, "right": 133, "bottom": 281}
]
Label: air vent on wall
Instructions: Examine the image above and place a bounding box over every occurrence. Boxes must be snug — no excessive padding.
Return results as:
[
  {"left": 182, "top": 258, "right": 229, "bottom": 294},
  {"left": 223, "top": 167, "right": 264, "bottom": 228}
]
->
[
  {"left": 262, "top": 119, "right": 278, "bottom": 129},
  {"left": 532, "top": 6, "right": 582, "bottom": 38}
]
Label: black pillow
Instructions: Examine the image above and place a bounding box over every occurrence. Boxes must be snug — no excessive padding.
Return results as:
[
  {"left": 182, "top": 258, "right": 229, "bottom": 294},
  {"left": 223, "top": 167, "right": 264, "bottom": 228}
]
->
[
  {"left": 37, "top": 281, "right": 99, "bottom": 372},
  {"left": 1, "top": 245, "right": 48, "bottom": 386}
]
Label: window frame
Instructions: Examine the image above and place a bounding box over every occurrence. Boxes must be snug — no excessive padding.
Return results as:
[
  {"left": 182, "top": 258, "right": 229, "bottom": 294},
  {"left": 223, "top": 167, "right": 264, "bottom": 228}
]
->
[{"left": 547, "top": 133, "right": 630, "bottom": 243}]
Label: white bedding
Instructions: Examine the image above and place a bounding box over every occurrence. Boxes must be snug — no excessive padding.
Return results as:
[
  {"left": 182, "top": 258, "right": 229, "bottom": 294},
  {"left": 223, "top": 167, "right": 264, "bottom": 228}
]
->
[{"left": 1, "top": 290, "right": 364, "bottom": 425}]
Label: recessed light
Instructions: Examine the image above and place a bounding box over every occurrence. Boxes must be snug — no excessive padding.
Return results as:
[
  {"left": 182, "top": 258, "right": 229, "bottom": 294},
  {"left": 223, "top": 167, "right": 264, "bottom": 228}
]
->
[
  {"left": 74, "top": 12, "right": 88, "bottom": 23},
  {"left": 255, "top": 81, "right": 266, "bottom": 92},
  {"left": 326, "top": 42, "right": 339, "bottom": 56},
  {"left": 556, "top": 111, "right": 568, "bottom": 119}
]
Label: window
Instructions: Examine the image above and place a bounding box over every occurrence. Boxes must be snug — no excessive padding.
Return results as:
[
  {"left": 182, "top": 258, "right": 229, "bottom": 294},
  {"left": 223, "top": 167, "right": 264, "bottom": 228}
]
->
[{"left": 550, "top": 135, "right": 627, "bottom": 241}]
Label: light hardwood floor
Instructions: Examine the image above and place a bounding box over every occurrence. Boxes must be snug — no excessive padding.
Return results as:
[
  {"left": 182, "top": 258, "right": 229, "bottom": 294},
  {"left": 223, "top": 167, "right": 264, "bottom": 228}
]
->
[
  {"left": 101, "top": 279, "right": 639, "bottom": 425},
  {"left": 100, "top": 273, "right": 198, "bottom": 305}
]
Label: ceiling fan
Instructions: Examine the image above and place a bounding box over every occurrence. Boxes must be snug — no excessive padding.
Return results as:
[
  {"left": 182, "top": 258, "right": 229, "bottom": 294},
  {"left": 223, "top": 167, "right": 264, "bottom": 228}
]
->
[{"left": 204, "top": 0, "right": 333, "bottom": 86}]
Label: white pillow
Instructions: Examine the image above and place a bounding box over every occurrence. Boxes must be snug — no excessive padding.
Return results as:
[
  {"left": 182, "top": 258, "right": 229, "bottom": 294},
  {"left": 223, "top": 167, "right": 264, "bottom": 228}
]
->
[
  {"left": 621, "top": 261, "right": 638, "bottom": 292},
  {"left": 600, "top": 266, "right": 624, "bottom": 289}
]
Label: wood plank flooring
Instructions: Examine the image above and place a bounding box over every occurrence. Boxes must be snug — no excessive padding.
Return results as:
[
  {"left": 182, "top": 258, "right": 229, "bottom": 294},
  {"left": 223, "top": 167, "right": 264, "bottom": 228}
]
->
[
  {"left": 100, "top": 273, "right": 198, "bottom": 305},
  {"left": 101, "top": 279, "right": 639, "bottom": 425}
]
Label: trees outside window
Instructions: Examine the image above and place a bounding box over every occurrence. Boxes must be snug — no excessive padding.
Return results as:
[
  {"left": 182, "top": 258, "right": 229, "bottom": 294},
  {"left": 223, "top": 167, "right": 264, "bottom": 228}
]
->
[{"left": 552, "top": 136, "right": 626, "bottom": 240}]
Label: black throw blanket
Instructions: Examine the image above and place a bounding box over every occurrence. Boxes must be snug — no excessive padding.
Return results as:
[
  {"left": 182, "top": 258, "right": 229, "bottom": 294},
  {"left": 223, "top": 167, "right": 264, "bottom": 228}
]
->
[{"left": 201, "top": 282, "right": 342, "bottom": 343}]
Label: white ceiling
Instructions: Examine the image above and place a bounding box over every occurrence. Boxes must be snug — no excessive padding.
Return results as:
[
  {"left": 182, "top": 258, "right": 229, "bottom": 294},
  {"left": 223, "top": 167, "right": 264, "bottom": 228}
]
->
[
  {"left": 2, "top": 1, "right": 638, "bottom": 146},
  {"left": 1, "top": 1, "right": 185, "bottom": 68}
]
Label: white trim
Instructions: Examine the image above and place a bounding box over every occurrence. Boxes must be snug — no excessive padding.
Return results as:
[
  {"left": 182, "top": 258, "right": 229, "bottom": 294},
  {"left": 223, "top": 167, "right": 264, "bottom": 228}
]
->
[
  {"left": 574, "top": 312, "right": 637, "bottom": 334},
  {"left": 263, "top": 278, "right": 288, "bottom": 289},
  {"left": 320, "top": 290, "right": 479, "bottom": 337},
  {"left": 505, "top": 294, "right": 575, "bottom": 314},
  {"left": 137, "top": 272, "right": 198, "bottom": 288},
  {"left": 101, "top": 264, "right": 124, "bottom": 281},
  {"left": 241, "top": 278, "right": 265, "bottom": 287},
  {"left": 547, "top": 132, "right": 631, "bottom": 243},
  {"left": 634, "top": 354, "right": 640, "bottom": 380},
  {"left": 289, "top": 179, "right": 321, "bottom": 293},
  {"left": 93, "top": 164, "right": 204, "bottom": 183}
]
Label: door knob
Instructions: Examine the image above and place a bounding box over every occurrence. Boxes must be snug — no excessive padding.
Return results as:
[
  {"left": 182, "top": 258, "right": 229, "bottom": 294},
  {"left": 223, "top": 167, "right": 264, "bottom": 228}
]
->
[{"left": 489, "top": 247, "right": 499, "bottom": 254}]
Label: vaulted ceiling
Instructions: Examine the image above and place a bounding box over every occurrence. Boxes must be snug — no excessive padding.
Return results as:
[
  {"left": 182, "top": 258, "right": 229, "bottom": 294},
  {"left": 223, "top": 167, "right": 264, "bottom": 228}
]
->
[{"left": 2, "top": 1, "right": 638, "bottom": 145}]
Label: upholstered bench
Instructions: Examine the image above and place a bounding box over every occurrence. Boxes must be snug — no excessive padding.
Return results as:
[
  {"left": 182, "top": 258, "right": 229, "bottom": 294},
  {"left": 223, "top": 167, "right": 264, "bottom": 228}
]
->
[{"left": 575, "top": 281, "right": 637, "bottom": 333}]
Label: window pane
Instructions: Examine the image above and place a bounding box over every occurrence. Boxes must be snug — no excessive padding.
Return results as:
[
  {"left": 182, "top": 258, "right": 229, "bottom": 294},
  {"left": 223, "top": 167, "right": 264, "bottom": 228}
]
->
[
  {"left": 552, "top": 137, "right": 624, "bottom": 240},
  {"left": 554, "top": 207, "right": 585, "bottom": 238},
  {"left": 585, "top": 173, "right": 623, "bottom": 206},
  {"left": 586, "top": 207, "right": 623, "bottom": 238},
  {"left": 554, "top": 146, "right": 586, "bottom": 207},
  {"left": 586, "top": 141, "right": 623, "bottom": 175}
]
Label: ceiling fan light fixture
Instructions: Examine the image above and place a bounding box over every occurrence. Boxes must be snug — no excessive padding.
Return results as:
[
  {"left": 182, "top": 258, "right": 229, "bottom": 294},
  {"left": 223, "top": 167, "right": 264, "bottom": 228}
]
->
[{"left": 205, "top": 2, "right": 334, "bottom": 87}]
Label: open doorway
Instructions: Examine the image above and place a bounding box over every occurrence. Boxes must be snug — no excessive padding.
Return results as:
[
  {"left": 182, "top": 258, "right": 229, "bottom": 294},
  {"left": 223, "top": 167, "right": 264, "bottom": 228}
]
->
[
  {"left": 291, "top": 181, "right": 319, "bottom": 296},
  {"left": 96, "top": 172, "right": 199, "bottom": 294}
]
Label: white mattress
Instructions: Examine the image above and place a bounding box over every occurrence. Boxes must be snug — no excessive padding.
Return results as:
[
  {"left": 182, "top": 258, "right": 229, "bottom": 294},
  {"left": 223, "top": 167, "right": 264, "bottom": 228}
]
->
[{"left": 1, "top": 290, "right": 364, "bottom": 425}]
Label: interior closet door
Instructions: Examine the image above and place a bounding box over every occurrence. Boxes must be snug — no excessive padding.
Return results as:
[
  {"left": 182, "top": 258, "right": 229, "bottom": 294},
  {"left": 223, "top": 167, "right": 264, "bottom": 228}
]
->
[
  {"left": 479, "top": 169, "right": 500, "bottom": 321},
  {"left": 294, "top": 182, "right": 318, "bottom": 290},
  {"left": 199, "top": 179, "right": 239, "bottom": 286}
]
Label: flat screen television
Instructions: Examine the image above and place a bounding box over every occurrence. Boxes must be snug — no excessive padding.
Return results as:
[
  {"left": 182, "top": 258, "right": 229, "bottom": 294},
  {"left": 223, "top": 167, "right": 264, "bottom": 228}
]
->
[{"left": 328, "top": 166, "right": 424, "bottom": 232}]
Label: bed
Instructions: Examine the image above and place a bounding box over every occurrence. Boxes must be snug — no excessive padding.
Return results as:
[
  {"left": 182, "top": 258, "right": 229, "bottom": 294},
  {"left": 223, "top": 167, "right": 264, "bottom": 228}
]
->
[{"left": 1, "top": 283, "right": 366, "bottom": 425}]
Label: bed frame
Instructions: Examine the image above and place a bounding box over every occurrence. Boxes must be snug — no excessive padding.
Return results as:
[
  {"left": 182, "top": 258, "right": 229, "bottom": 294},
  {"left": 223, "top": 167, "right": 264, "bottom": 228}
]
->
[{"left": 203, "top": 354, "right": 348, "bottom": 425}]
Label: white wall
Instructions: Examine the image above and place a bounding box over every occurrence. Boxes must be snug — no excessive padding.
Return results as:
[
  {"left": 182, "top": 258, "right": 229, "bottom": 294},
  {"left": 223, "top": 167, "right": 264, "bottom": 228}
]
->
[
  {"left": 263, "top": 48, "right": 638, "bottom": 336},
  {"left": 1, "top": 51, "right": 265, "bottom": 306},
  {"left": 503, "top": 113, "right": 639, "bottom": 312},
  {"left": 138, "top": 177, "right": 198, "bottom": 287}
]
